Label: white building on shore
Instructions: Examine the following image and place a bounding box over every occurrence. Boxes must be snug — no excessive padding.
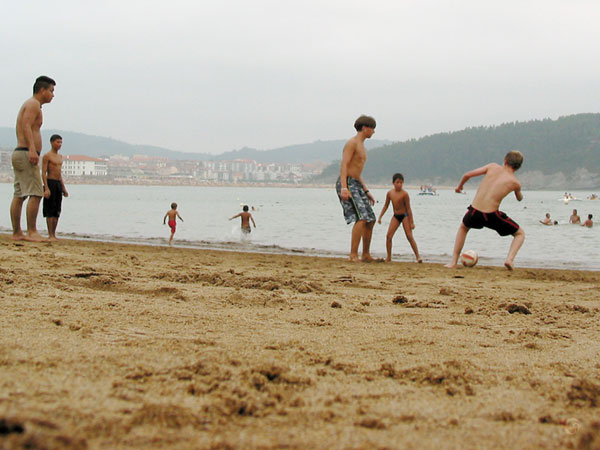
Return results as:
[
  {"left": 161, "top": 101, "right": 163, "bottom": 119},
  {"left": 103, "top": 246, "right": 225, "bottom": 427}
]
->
[{"left": 63, "top": 155, "right": 108, "bottom": 176}]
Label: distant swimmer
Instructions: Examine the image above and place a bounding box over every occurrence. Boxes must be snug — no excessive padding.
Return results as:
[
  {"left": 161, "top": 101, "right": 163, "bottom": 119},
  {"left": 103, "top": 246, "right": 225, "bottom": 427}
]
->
[
  {"left": 569, "top": 209, "right": 581, "bottom": 225},
  {"left": 377, "top": 173, "right": 422, "bottom": 263},
  {"left": 582, "top": 214, "right": 593, "bottom": 228},
  {"left": 42, "top": 134, "right": 69, "bottom": 241},
  {"left": 230, "top": 205, "right": 256, "bottom": 234},
  {"left": 336, "top": 115, "right": 378, "bottom": 262},
  {"left": 445, "top": 151, "right": 525, "bottom": 271},
  {"left": 540, "top": 213, "right": 553, "bottom": 226},
  {"left": 163, "top": 202, "right": 183, "bottom": 245},
  {"left": 11, "top": 75, "right": 56, "bottom": 242},
  {"left": 588, "top": 194, "right": 598, "bottom": 200}
]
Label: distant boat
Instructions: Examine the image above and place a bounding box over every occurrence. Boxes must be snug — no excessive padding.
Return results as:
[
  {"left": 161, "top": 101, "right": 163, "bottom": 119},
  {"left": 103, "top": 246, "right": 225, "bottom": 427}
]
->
[{"left": 419, "top": 185, "right": 438, "bottom": 196}]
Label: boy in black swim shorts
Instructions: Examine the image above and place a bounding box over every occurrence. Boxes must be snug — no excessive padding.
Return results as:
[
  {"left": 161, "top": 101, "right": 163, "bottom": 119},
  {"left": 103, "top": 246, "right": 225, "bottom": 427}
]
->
[
  {"left": 42, "top": 134, "right": 68, "bottom": 241},
  {"left": 445, "top": 151, "right": 525, "bottom": 270}
]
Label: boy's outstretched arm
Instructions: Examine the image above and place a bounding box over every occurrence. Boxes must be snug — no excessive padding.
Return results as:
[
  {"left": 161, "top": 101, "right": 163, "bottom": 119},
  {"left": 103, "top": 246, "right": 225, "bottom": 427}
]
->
[
  {"left": 514, "top": 186, "right": 523, "bottom": 201},
  {"left": 177, "top": 212, "right": 183, "bottom": 221},
  {"left": 163, "top": 212, "right": 168, "bottom": 224},
  {"left": 455, "top": 164, "right": 491, "bottom": 192},
  {"left": 377, "top": 192, "right": 391, "bottom": 224},
  {"left": 251, "top": 216, "right": 256, "bottom": 228},
  {"left": 229, "top": 213, "right": 241, "bottom": 221}
]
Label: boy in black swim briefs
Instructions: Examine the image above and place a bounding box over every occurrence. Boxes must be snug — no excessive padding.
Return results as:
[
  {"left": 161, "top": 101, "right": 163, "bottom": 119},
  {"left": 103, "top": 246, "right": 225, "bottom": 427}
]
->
[
  {"left": 377, "top": 173, "right": 422, "bottom": 263},
  {"left": 445, "top": 151, "right": 525, "bottom": 270}
]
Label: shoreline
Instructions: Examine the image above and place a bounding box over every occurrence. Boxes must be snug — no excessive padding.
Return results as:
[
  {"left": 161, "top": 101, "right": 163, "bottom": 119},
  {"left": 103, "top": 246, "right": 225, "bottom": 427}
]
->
[{"left": 1, "top": 231, "right": 598, "bottom": 272}]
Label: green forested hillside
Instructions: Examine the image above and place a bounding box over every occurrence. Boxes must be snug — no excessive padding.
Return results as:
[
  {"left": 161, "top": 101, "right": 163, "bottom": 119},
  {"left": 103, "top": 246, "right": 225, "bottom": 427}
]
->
[{"left": 315, "top": 114, "right": 600, "bottom": 189}]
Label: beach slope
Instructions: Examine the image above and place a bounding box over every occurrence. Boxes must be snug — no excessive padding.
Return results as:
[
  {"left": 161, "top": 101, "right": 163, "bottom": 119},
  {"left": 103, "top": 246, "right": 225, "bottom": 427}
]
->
[{"left": 1, "top": 236, "right": 599, "bottom": 449}]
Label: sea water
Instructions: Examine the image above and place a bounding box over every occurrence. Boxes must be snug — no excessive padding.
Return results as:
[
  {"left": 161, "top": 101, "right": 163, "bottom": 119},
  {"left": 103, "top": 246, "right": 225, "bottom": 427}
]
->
[{"left": 0, "top": 183, "right": 597, "bottom": 270}]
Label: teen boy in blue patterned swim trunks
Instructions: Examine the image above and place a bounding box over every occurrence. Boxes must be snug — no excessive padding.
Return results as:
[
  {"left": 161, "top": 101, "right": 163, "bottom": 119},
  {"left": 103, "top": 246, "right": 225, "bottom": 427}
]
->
[{"left": 336, "top": 115, "right": 378, "bottom": 262}]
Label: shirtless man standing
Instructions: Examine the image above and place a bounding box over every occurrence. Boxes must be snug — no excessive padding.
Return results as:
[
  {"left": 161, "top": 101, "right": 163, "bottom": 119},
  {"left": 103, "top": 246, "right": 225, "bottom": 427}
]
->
[
  {"left": 336, "top": 115, "right": 377, "bottom": 262},
  {"left": 445, "top": 151, "right": 525, "bottom": 270},
  {"left": 42, "top": 134, "right": 69, "bottom": 241},
  {"left": 11, "top": 76, "right": 56, "bottom": 241}
]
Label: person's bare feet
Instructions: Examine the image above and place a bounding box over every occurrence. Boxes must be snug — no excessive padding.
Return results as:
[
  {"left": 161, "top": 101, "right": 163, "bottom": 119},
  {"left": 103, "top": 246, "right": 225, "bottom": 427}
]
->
[
  {"left": 444, "top": 263, "right": 458, "bottom": 268},
  {"left": 504, "top": 261, "right": 514, "bottom": 271},
  {"left": 24, "top": 231, "right": 47, "bottom": 242},
  {"left": 348, "top": 255, "right": 360, "bottom": 262},
  {"left": 417, "top": 259, "right": 423, "bottom": 263},
  {"left": 48, "top": 237, "right": 59, "bottom": 242},
  {"left": 11, "top": 233, "right": 26, "bottom": 241},
  {"left": 385, "top": 257, "right": 392, "bottom": 262}
]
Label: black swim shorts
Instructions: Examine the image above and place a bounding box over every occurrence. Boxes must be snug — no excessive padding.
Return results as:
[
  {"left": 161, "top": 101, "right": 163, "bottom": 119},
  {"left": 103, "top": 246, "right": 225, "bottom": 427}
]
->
[
  {"left": 42, "top": 179, "right": 63, "bottom": 218},
  {"left": 462, "top": 205, "right": 519, "bottom": 236}
]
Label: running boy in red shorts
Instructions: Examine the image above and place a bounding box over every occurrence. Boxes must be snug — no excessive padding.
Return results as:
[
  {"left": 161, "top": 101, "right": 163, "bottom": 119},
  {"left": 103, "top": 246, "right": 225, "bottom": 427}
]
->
[
  {"left": 163, "top": 202, "right": 183, "bottom": 246},
  {"left": 445, "top": 151, "right": 525, "bottom": 270}
]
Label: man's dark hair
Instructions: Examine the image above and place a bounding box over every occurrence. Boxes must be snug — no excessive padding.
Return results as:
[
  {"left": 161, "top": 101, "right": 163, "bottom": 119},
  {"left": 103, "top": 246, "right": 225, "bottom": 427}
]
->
[
  {"left": 354, "top": 115, "right": 376, "bottom": 131},
  {"left": 392, "top": 173, "right": 404, "bottom": 182},
  {"left": 243, "top": 205, "right": 249, "bottom": 212},
  {"left": 50, "top": 134, "right": 62, "bottom": 142},
  {"left": 33, "top": 76, "right": 56, "bottom": 94},
  {"left": 590, "top": 214, "right": 593, "bottom": 219}
]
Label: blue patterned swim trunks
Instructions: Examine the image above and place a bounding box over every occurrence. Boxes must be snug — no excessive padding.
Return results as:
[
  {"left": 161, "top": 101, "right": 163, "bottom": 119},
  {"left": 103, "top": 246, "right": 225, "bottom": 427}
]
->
[{"left": 336, "top": 176, "right": 376, "bottom": 224}]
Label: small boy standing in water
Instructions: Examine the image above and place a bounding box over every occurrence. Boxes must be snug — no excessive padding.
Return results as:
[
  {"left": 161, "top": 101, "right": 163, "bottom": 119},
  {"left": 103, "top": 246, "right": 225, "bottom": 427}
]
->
[
  {"left": 378, "top": 173, "right": 422, "bottom": 263},
  {"left": 163, "top": 202, "right": 183, "bottom": 245},
  {"left": 230, "top": 205, "right": 256, "bottom": 234}
]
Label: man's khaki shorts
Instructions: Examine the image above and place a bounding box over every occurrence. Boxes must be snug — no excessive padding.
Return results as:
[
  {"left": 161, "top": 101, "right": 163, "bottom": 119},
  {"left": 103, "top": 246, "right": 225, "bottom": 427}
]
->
[{"left": 12, "top": 149, "right": 43, "bottom": 198}]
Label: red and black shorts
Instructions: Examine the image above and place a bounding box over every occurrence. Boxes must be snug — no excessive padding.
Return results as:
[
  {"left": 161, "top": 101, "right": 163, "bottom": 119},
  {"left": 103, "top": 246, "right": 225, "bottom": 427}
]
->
[{"left": 462, "top": 205, "right": 519, "bottom": 236}]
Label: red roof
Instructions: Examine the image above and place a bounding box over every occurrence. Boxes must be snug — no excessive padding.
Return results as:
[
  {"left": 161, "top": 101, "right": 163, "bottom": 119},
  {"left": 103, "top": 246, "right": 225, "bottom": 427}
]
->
[{"left": 64, "top": 155, "right": 106, "bottom": 162}]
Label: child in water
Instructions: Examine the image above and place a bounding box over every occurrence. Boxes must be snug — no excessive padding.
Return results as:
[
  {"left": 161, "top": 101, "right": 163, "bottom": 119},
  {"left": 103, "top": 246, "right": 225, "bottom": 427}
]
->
[
  {"left": 378, "top": 173, "right": 422, "bottom": 263},
  {"left": 163, "top": 202, "right": 183, "bottom": 245},
  {"left": 230, "top": 205, "right": 256, "bottom": 234}
]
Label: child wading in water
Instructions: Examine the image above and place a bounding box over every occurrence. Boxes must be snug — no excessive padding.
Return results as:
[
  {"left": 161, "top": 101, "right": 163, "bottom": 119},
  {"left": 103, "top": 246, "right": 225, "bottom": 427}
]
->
[
  {"left": 229, "top": 205, "right": 256, "bottom": 234},
  {"left": 163, "top": 202, "right": 183, "bottom": 245},
  {"left": 378, "top": 173, "right": 422, "bottom": 263},
  {"left": 445, "top": 150, "right": 525, "bottom": 270}
]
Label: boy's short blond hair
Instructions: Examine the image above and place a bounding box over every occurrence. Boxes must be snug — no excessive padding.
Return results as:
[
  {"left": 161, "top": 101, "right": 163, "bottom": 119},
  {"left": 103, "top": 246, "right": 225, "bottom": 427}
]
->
[{"left": 505, "top": 151, "right": 523, "bottom": 170}]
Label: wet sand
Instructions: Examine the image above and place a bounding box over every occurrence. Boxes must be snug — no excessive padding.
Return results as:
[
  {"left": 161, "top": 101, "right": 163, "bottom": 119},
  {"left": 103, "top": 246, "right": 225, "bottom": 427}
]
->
[{"left": 1, "top": 235, "right": 599, "bottom": 449}]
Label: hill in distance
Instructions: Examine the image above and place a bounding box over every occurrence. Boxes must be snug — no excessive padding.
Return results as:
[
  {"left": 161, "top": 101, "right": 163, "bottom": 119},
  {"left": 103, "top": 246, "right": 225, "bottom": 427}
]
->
[
  {"left": 315, "top": 113, "right": 600, "bottom": 189},
  {"left": 0, "top": 127, "right": 389, "bottom": 165}
]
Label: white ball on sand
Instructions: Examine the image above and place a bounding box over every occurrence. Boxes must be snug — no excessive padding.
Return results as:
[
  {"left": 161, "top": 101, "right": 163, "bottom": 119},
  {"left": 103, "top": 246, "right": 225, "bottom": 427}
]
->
[{"left": 461, "top": 250, "right": 478, "bottom": 267}]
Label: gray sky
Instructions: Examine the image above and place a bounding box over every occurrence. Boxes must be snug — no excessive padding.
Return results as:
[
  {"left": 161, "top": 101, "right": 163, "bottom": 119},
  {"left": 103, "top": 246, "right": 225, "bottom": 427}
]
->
[{"left": 2, "top": 0, "right": 599, "bottom": 154}]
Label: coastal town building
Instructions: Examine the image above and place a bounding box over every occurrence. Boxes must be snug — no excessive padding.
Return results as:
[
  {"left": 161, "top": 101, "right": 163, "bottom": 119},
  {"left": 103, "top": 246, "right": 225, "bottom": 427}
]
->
[
  {"left": 0, "top": 150, "right": 326, "bottom": 184},
  {"left": 63, "top": 155, "right": 108, "bottom": 177}
]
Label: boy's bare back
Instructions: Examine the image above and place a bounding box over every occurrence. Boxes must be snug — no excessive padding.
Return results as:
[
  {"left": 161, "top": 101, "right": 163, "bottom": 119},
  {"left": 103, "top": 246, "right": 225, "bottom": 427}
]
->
[
  {"left": 239, "top": 211, "right": 252, "bottom": 227},
  {"left": 470, "top": 163, "right": 521, "bottom": 212},
  {"left": 166, "top": 209, "right": 179, "bottom": 220}
]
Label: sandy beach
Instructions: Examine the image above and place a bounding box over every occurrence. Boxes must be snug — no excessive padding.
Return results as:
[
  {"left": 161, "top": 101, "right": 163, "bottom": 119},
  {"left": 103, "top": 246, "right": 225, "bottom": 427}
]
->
[{"left": 1, "top": 234, "right": 599, "bottom": 449}]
